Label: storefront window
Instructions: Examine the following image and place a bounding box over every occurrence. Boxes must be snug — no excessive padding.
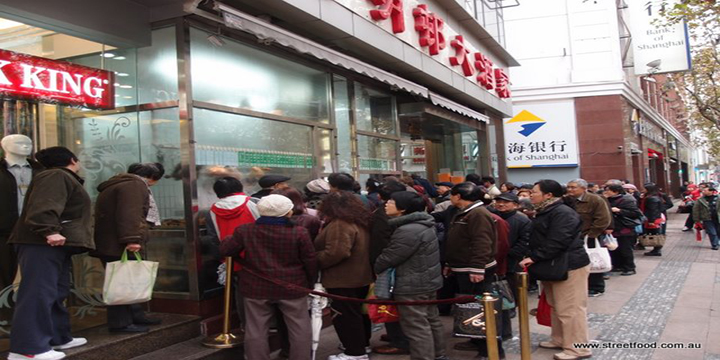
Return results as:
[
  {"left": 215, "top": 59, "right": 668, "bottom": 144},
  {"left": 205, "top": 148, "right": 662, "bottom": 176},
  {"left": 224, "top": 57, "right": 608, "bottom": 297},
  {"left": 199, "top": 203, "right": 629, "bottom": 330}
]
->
[
  {"left": 334, "top": 76, "right": 353, "bottom": 173},
  {"left": 318, "top": 128, "right": 334, "bottom": 174},
  {"left": 354, "top": 83, "right": 396, "bottom": 135},
  {"left": 190, "top": 28, "right": 330, "bottom": 123},
  {"left": 357, "top": 135, "right": 397, "bottom": 172},
  {"left": 137, "top": 27, "right": 179, "bottom": 104}
]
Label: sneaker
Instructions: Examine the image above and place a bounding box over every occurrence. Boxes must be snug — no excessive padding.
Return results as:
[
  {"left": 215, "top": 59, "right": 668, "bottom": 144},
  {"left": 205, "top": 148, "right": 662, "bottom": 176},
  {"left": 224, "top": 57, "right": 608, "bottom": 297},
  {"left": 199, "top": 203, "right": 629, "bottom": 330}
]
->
[
  {"left": 682, "top": 226, "right": 691, "bottom": 231},
  {"left": 588, "top": 291, "right": 604, "bottom": 297},
  {"left": 52, "top": 337, "right": 87, "bottom": 350},
  {"left": 621, "top": 270, "right": 637, "bottom": 276},
  {"left": 328, "top": 353, "right": 370, "bottom": 360},
  {"left": 337, "top": 344, "right": 371, "bottom": 354},
  {"left": 8, "top": 350, "right": 66, "bottom": 360},
  {"left": 712, "top": 246, "right": 719, "bottom": 250}
]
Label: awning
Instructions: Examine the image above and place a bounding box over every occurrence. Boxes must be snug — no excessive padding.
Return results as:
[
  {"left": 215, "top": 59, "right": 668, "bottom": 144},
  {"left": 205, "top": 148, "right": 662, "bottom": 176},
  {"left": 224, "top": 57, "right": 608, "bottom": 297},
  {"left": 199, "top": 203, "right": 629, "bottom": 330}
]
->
[
  {"left": 216, "top": 3, "right": 430, "bottom": 98},
  {"left": 429, "top": 92, "right": 489, "bottom": 123}
]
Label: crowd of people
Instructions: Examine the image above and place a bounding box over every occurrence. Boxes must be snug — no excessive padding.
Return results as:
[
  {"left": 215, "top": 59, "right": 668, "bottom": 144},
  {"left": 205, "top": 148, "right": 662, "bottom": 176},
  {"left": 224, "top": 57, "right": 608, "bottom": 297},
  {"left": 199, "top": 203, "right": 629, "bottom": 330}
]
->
[{"left": 6, "top": 144, "right": 691, "bottom": 360}]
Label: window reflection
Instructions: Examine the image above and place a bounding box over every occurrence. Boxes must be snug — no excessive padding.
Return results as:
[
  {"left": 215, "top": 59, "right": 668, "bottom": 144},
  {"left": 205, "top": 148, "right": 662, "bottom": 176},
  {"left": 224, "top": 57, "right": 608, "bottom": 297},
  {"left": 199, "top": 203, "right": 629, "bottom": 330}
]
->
[{"left": 354, "top": 83, "right": 396, "bottom": 135}]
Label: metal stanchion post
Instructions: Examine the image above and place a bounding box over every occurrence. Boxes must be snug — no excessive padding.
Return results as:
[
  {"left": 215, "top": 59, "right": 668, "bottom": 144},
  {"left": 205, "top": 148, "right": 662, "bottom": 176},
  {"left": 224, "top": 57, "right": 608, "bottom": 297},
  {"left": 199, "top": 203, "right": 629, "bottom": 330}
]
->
[
  {"left": 481, "top": 292, "right": 500, "bottom": 360},
  {"left": 517, "top": 271, "right": 532, "bottom": 360},
  {"left": 202, "top": 256, "right": 242, "bottom": 348}
]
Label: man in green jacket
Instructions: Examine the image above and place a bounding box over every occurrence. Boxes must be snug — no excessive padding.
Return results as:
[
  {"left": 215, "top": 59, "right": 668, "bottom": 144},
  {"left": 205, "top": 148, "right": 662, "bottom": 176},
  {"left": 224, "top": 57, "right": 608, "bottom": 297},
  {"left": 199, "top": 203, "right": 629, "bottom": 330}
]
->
[
  {"left": 8, "top": 147, "right": 93, "bottom": 360},
  {"left": 692, "top": 185, "right": 720, "bottom": 250}
]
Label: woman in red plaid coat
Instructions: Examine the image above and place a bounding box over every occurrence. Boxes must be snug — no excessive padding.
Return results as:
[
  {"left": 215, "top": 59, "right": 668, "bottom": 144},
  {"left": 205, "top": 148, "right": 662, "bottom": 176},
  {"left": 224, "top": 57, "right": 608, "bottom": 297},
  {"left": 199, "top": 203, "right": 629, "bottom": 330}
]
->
[{"left": 220, "top": 194, "right": 317, "bottom": 360}]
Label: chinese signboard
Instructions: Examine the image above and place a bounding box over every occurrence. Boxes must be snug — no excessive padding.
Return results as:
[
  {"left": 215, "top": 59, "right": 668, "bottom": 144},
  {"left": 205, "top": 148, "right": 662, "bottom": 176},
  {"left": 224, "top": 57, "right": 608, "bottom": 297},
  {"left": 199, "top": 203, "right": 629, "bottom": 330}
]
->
[
  {"left": 628, "top": 0, "right": 691, "bottom": 75},
  {"left": 504, "top": 101, "right": 579, "bottom": 168},
  {"left": 0, "top": 49, "right": 115, "bottom": 109},
  {"left": 335, "top": 0, "right": 510, "bottom": 99}
]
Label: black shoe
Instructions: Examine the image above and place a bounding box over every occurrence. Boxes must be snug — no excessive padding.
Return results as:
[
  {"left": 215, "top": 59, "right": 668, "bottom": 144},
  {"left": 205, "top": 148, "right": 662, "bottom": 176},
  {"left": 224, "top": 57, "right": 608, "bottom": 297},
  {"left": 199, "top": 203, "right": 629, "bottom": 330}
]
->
[
  {"left": 110, "top": 324, "right": 149, "bottom": 333},
  {"left": 713, "top": 246, "right": 719, "bottom": 250},
  {"left": 588, "top": 291, "right": 604, "bottom": 297},
  {"left": 621, "top": 270, "right": 637, "bottom": 276},
  {"left": 134, "top": 317, "right": 162, "bottom": 325},
  {"left": 644, "top": 251, "right": 662, "bottom": 256}
]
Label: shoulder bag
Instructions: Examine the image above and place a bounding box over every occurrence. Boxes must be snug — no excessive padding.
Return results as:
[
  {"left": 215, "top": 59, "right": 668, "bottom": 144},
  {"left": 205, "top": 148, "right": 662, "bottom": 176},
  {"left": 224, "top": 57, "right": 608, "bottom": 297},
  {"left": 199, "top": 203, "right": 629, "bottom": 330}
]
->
[{"left": 528, "top": 251, "right": 569, "bottom": 281}]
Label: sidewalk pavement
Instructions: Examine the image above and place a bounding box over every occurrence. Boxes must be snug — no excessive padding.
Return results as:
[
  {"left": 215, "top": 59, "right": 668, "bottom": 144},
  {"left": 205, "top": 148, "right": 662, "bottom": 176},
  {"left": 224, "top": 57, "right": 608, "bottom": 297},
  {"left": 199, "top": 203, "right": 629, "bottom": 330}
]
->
[{"left": 310, "top": 211, "right": 720, "bottom": 360}]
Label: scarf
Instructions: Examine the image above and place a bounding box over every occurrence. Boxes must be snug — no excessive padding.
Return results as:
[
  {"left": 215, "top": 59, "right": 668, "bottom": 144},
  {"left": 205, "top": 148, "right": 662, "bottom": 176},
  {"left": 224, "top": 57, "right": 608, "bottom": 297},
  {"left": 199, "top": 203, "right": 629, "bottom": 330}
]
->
[
  {"left": 533, "top": 197, "right": 561, "bottom": 212},
  {"left": 135, "top": 175, "right": 161, "bottom": 226}
]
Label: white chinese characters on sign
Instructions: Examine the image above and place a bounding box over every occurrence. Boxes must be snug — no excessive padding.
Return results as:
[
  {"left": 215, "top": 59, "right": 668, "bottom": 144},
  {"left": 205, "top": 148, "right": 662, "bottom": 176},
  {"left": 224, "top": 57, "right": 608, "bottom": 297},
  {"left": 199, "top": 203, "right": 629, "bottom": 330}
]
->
[{"left": 504, "top": 101, "right": 579, "bottom": 168}]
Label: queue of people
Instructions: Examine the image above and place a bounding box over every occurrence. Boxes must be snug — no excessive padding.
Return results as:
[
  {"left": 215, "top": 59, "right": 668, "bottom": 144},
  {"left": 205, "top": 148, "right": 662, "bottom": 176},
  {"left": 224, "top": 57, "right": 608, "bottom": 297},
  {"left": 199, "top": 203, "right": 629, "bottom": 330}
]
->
[{"left": 5, "top": 146, "right": 686, "bottom": 360}]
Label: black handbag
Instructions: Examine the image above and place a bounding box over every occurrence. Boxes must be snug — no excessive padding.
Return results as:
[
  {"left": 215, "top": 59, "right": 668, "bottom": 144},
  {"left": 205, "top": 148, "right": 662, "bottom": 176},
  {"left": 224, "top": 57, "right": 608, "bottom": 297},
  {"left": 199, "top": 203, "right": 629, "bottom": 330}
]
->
[
  {"left": 452, "top": 294, "right": 503, "bottom": 339},
  {"left": 528, "top": 252, "right": 569, "bottom": 281}
]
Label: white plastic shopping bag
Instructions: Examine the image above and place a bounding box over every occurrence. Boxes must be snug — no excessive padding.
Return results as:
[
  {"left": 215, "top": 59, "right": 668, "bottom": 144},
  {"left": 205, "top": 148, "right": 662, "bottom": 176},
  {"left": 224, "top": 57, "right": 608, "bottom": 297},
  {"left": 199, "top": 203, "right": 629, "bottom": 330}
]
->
[
  {"left": 584, "top": 236, "right": 612, "bottom": 274},
  {"left": 103, "top": 250, "right": 159, "bottom": 305}
]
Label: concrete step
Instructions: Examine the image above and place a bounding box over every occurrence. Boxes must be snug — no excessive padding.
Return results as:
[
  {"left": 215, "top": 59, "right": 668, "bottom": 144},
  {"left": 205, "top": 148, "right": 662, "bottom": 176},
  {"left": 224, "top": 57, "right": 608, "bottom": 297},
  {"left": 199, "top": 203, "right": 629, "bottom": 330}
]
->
[
  {"left": 0, "top": 313, "right": 203, "bottom": 360},
  {"left": 128, "top": 335, "right": 245, "bottom": 360}
]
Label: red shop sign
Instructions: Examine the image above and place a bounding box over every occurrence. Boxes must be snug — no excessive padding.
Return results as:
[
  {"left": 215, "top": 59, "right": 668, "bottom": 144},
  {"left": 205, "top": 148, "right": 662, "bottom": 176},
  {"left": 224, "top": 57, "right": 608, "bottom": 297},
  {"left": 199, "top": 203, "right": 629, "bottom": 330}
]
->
[{"left": 0, "top": 49, "right": 115, "bottom": 109}]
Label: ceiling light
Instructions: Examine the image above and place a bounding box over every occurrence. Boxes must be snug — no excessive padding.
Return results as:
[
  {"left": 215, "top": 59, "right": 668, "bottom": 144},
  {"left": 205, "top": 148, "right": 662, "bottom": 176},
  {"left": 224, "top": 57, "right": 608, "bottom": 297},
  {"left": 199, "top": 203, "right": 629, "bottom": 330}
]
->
[
  {"left": 123, "top": 96, "right": 133, "bottom": 99},
  {"left": 114, "top": 83, "right": 120, "bottom": 86},
  {"left": 119, "top": 85, "right": 133, "bottom": 89},
  {"left": 116, "top": 72, "right": 129, "bottom": 77},
  {"left": 114, "top": 56, "right": 126, "bottom": 60},
  {"left": 207, "top": 34, "right": 225, "bottom": 47},
  {"left": 101, "top": 53, "right": 115, "bottom": 58}
]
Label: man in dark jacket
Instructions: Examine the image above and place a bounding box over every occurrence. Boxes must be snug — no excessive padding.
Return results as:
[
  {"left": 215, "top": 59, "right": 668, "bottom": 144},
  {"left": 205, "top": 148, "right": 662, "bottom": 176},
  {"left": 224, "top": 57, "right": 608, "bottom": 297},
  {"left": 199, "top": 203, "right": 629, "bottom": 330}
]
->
[
  {"left": 566, "top": 179, "right": 612, "bottom": 297},
  {"left": 692, "top": 185, "right": 720, "bottom": 249},
  {"left": 444, "top": 182, "right": 503, "bottom": 359},
  {"left": 8, "top": 147, "right": 93, "bottom": 360},
  {"left": 0, "top": 134, "right": 43, "bottom": 329},
  {"left": 491, "top": 192, "right": 531, "bottom": 339},
  {"left": 250, "top": 175, "right": 290, "bottom": 199},
  {"left": 375, "top": 191, "right": 445, "bottom": 360},
  {"left": 92, "top": 163, "right": 164, "bottom": 333}
]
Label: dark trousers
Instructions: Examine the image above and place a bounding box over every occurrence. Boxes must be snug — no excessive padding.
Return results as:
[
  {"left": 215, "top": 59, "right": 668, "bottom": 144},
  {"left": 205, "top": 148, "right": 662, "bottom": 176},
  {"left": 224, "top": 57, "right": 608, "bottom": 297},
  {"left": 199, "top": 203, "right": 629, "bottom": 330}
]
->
[
  {"left": 0, "top": 235, "right": 17, "bottom": 327},
  {"left": 586, "top": 237, "right": 605, "bottom": 293},
  {"left": 437, "top": 274, "right": 458, "bottom": 315},
  {"left": 704, "top": 221, "right": 720, "bottom": 247},
  {"left": 385, "top": 320, "right": 409, "bottom": 349},
  {"left": 610, "top": 235, "right": 637, "bottom": 271},
  {"left": 99, "top": 256, "right": 149, "bottom": 329},
  {"left": 327, "top": 286, "right": 371, "bottom": 356},
  {"left": 10, "top": 244, "right": 80, "bottom": 354},
  {"left": 685, "top": 211, "right": 694, "bottom": 228},
  {"left": 455, "top": 268, "right": 504, "bottom": 357}
]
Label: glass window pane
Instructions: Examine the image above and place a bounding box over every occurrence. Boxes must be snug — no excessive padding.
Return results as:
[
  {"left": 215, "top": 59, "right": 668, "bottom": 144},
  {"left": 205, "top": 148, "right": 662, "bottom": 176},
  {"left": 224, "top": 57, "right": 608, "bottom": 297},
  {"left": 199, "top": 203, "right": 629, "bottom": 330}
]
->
[
  {"left": 190, "top": 28, "right": 329, "bottom": 123},
  {"left": 137, "top": 27, "right": 178, "bottom": 104},
  {"left": 354, "top": 83, "right": 396, "bottom": 135},
  {"left": 334, "top": 76, "right": 353, "bottom": 173},
  {"left": 483, "top": 1, "right": 500, "bottom": 42},
  {"left": 193, "top": 108, "right": 315, "bottom": 208},
  {"left": 357, "top": 135, "right": 397, "bottom": 172},
  {"left": 319, "top": 128, "right": 334, "bottom": 174},
  {"left": 65, "top": 48, "right": 138, "bottom": 108}
]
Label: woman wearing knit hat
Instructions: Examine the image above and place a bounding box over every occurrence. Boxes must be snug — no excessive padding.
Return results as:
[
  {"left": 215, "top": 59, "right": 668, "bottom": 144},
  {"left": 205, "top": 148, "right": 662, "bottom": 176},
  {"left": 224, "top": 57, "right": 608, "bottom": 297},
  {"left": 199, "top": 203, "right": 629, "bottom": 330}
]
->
[{"left": 220, "top": 194, "right": 317, "bottom": 360}]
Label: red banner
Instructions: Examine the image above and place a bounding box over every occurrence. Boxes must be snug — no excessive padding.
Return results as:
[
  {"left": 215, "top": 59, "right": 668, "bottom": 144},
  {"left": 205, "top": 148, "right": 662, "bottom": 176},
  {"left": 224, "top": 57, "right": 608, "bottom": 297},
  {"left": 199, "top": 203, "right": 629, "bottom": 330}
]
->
[{"left": 0, "top": 49, "right": 115, "bottom": 109}]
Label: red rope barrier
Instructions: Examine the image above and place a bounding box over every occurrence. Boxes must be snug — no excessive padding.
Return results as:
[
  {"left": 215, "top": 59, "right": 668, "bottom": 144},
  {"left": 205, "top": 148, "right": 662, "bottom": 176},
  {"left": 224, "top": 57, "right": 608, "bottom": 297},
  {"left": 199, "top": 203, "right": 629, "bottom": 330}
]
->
[{"left": 241, "top": 267, "right": 479, "bottom": 305}]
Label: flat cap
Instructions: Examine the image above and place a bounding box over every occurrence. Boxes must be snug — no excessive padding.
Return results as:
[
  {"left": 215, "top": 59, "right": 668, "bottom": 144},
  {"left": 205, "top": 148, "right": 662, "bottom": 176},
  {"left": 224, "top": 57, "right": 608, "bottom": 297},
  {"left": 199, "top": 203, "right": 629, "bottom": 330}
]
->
[{"left": 258, "top": 175, "right": 291, "bottom": 188}]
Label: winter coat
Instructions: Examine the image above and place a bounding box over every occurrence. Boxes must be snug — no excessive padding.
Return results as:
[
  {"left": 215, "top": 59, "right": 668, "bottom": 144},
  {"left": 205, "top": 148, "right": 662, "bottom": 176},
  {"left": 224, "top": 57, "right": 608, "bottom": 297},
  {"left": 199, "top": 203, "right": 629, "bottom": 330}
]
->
[
  {"left": 369, "top": 204, "right": 393, "bottom": 267},
  {"left": 491, "top": 213, "right": 510, "bottom": 277},
  {"left": 497, "top": 210, "right": 531, "bottom": 273},
  {"left": 0, "top": 158, "right": 44, "bottom": 237},
  {"left": 641, "top": 195, "right": 664, "bottom": 223},
  {"left": 291, "top": 212, "right": 322, "bottom": 241},
  {"left": 315, "top": 219, "right": 373, "bottom": 289},
  {"left": 211, "top": 194, "right": 260, "bottom": 240},
  {"left": 92, "top": 174, "right": 151, "bottom": 257},
  {"left": 572, "top": 192, "right": 612, "bottom": 239},
  {"left": 693, "top": 195, "right": 720, "bottom": 222},
  {"left": 9, "top": 168, "right": 93, "bottom": 250},
  {"left": 374, "top": 212, "right": 442, "bottom": 295},
  {"left": 607, "top": 194, "right": 642, "bottom": 233},
  {"left": 221, "top": 216, "right": 317, "bottom": 299},
  {"left": 529, "top": 200, "right": 589, "bottom": 271},
  {"left": 445, "top": 201, "right": 497, "bottom": 275}
]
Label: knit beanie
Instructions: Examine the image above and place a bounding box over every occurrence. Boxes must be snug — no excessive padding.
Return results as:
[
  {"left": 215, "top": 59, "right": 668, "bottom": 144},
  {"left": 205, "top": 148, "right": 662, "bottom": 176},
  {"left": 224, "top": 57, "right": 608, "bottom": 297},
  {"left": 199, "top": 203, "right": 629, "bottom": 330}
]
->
[{"left": 257, "top": 194, "right": 294, "bottom": 217}]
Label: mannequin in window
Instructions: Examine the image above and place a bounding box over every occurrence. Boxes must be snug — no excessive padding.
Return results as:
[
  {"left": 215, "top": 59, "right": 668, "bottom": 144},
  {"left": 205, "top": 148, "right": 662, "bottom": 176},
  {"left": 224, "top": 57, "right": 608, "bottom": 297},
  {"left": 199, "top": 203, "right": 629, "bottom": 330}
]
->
[{"left": 0, "top": 134, "right": 44, "bottom": 326}]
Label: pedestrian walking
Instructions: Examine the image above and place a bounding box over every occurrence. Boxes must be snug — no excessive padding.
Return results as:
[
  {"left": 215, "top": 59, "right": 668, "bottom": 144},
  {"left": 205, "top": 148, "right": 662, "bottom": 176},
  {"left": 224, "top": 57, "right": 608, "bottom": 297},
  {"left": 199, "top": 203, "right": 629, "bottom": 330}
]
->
[
  {"left": 8, "top": 147, "right": 93, "bottom": 360},
  {"left": 519, "top": 180, "right": 592, "bottom": 360},
  {"left": 374, "top": 191, "right": 446, "bottom": 360},
  {"left": 566, "top": 179, "right": 612, "bottom": 297},
  {"left": 641, "top": 184, "right": 666, "bottom": 256},
  {"left": 602, "top": 184, "right": 641, "bottom": 275},
  {"left": 443, "top": 182, "right": 504, "bottom": 359},
  {"left": 92, "top": 163, "right": 165, "bottom": 333},
  {"left": 692, "top": 185, "right": 720, "bottom": 250},
  {"left": 220, "top": 194, "right": 317, "bottom": 360},
  {"left": 315, "top": 191, "right": 374, "bottom": 360}
]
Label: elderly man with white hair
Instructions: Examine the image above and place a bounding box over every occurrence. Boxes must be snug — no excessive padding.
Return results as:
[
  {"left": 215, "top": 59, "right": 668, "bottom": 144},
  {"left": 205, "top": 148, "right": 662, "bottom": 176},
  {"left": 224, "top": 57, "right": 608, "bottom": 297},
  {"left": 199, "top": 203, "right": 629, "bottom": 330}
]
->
[{"left": 566, "top": 179, "right": 612, "bottom": 297}]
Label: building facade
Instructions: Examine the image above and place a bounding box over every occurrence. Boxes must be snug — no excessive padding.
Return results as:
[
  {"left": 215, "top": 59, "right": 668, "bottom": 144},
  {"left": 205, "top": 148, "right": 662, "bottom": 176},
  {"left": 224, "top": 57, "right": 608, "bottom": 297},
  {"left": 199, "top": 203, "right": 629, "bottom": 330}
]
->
[
  {"left": 0, "top": 0, "right": 517, "bottom": 332},
  {"left": 503, "top": 0, "right": 693, "bottom": 196}
]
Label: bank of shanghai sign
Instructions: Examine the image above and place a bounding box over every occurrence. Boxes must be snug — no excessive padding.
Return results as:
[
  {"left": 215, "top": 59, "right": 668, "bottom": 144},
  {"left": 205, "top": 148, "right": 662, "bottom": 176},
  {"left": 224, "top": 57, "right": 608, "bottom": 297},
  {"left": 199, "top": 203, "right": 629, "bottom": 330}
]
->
[
  {"left": 504, "top": 110, "right": 578, "bottom": 168},
  {"left": 629, "top": 0, "right": 691, "bottom": 75},
  {"left": 0, "top": 49, "right": 115, "bottom": 109}
]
